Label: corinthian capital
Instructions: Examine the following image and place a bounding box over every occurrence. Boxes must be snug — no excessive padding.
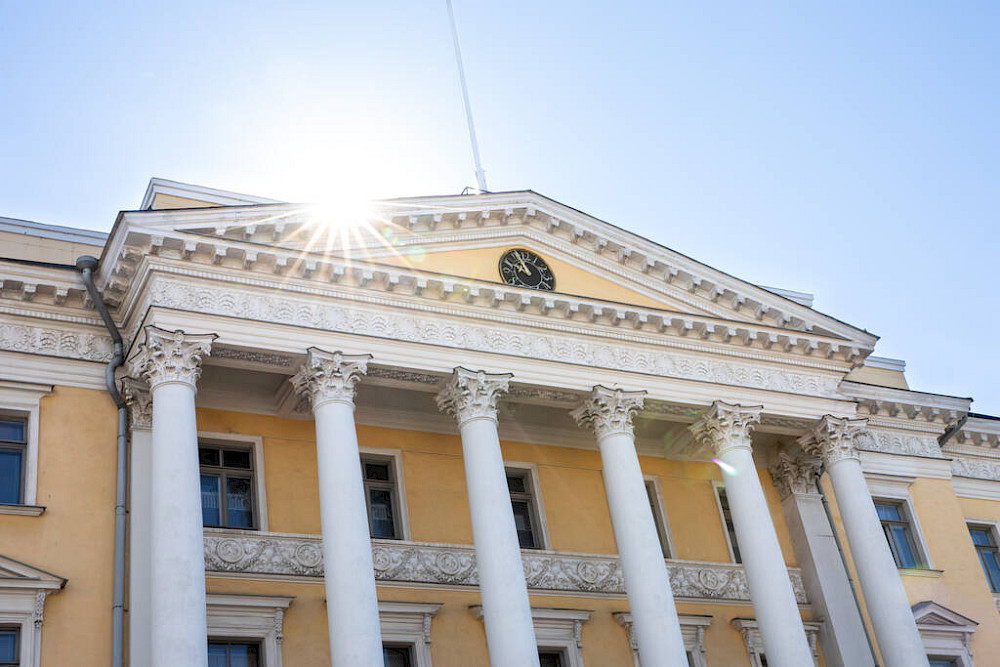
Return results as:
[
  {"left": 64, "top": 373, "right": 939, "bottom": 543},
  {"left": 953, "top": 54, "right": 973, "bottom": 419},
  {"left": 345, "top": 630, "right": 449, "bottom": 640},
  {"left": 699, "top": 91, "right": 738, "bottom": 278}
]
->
[
  {"left": 120, "top": 376, "right": 152, "bottom": 430},
  {"left": 689, "top": 401, "right": 762, "bottom": 456},
  {"left": 799, "top": 415, "right": 867, "bottom": 467},
  {"left": 769, "top": 452, "right": 823, "bottom": 499},
  {"left": 290, "top": 347, "right": 372, "bottom": 409},
  {"left": 571, "top": 385, "right": 646, "bottom": 440},
  {"left": 130, "top": 326, "right": 217, "bottom": 391},
  {"left": 436, "top": 367, "right": 512, "bottom": 426}
]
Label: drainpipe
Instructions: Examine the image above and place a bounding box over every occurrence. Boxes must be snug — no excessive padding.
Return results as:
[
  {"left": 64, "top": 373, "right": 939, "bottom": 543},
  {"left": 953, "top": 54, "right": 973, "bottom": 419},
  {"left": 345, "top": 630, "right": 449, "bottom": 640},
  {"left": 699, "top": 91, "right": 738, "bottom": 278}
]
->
[{"left": 76, "top": 256, "right": 127, "bottom": 667}]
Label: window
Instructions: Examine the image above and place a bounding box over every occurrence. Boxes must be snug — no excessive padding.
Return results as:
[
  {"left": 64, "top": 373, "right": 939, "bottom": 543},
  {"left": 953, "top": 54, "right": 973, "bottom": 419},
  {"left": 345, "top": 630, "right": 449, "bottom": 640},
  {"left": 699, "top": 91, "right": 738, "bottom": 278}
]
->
[
  {"left": 537, "top": 651, "right": 564, "bottom": 667},
  {"left": 471, "top": 606, "right": 589, "bottom": 667},
  {"left": 0, "top": 420, "right": 26, "bottom": 505},
  {"left": 200, "top": 445, "right": 256, "bottom": 529},
  {"left": 614, "top": 612, "right": 710, "bottom": 667},
  {"left": 731, "top": 618, "right": 820, "bottom": 667},
  {"left": 714, "top": 485, "right": 741, "bottom": 563},
  {"left": 363, "top": 456, "right": 402, "bottom": 539},
  {"left": 506, "top": 466, "right": 548, "bottom": 549},
  {"left": 875, "top": 501, "right": 921, "bottom": 569},
  {"left": 207, "top": 640, "right": 260, "bottom": 667},
  {"left": 383, "top": 645, "right": 413, "bottom": 667},
  {"left": 928, "top": 659, "right": 957, "bottom": 667},
  {"left": 912, "top": 601, "right": 977, "bottom": 667},
  {"left": 0, "top": 628, "right": 18, "bottom": 667},
  {"left": 378, "top": 601, "right": 441, "bottom": 667},
  {"left": 206, "top": 594, "right": 291, "bottom": 667},
  {"left": 968, "top": 524, "right": 1000, "bottom": 592},
  {"left": 644, "top": 477, "right": 673, "bottom": 558}
]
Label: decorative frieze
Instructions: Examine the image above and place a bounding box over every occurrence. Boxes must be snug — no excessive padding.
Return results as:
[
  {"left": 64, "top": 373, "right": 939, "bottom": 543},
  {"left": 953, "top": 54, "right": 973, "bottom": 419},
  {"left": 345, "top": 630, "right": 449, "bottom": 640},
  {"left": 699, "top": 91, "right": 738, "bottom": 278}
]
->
[
  {"left": 203, "top": 532, "right": 808, "bottom": 604},
  {"left": 0, "top": 321, "right": 113, "bottom": 362},
  {"left": 571, "top": 386, "right": 646, "bottom": 440},
  {"left": 146, "top": 276, "right": 847, "bottom": 398},
  {"left": 856, "top": 429, "right": 943, "bottom": 459},
  {"left": 689, "top": 401, "right": 762, "bottom": 456},
  {"left": 289, "top": 347, "right": 372, "bottom": 408},
  {"left": 951, "top": 457, "right": 1000, "bottom": 482},
  {"left": 435, "top": 367, "right": 512, "bottom": 425}
]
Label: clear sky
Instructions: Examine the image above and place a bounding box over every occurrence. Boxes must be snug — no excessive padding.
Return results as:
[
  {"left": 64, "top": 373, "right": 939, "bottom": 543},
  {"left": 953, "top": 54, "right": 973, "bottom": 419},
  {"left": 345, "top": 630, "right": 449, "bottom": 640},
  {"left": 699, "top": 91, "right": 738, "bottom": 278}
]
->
[{"left": 2, "top": 2, "right": 997, "bottom": 413}]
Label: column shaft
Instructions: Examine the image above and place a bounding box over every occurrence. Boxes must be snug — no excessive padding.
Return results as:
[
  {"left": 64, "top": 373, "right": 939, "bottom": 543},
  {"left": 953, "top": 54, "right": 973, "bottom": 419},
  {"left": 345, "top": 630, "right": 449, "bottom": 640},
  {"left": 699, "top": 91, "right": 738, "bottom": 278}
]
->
[
  {"left": 827, "top": 458, "right": 927, "bottom": 667},
  {"left": 149, "top": 381, "right": 208, "bottom": 665},
  {"left": 461, "top": 417, "right": 540, "bottom": 667},
  {"left": 599, "top": 431, "right": 688, "bottom": 666},
  {"left": 315, "top": 399, "right": 383, "bottom": 666}
]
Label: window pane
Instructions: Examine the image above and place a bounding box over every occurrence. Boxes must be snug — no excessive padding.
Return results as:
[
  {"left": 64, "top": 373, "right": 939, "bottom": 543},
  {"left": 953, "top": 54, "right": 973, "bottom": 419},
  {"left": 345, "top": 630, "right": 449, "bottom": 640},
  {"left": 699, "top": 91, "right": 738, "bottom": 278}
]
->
[
  {"left": 228, "top": 643, "right": 259, "bottom": 667},
  {"left": 929, "top": 660, "right": 956, "bottom": 667},
  {"left": 383, "top": 646, "right": 412, "bottom": 667},
  {"left": 538, "top": 652, "right": 563, "bottom": 667},
  {"left": 201, "top": 475, "right": 221, "bottom": 526},
  {"left": 890, "top": 525, "right": 918, "bottom": 568},
  {"left": 970, "top": 528, "right": 993, "bottom": 546},
  {"left": 365, "top": 463, "right": 390, "bottom": 481},
  {"left": 507, "top": 475, "right": 526, "bottom": 494},
  {"left": 199, "top": 448, "right": 220, "bottom": 466},
  {"left": 369, "top": 488, "right": 397, "bottom": 538},
  {"left": 222, "top": 449, "right": 251, "bottom": 469},
  {"left": 207, "top": 643, "right": 228, "bottom": 667},
  {"left": 226, "top": 476, "right": 254, "bottom": 528},
  {"left": 981, "top": 550, "right": 1000, "bottom": 592},
  {"left": 0, "top": 629, "right": 17, "bottom": 661},
  {"left": 875, "top": 503, "right": 902, "bottom": 521},
  {"left": 0, "top": 420, "right": 25, "bottom": 443},
  {"left": 512, "top": 499, "right": 536, "bottom": 548},
  {"left": 0, "top": 448, "right": 23, "bottom": 504}
]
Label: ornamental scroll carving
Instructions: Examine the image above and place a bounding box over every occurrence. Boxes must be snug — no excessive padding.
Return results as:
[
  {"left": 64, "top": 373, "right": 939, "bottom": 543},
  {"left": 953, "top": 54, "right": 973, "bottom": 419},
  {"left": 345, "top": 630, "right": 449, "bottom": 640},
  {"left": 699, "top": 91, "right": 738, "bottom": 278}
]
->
[
  {"left": 203, "top": 533, "right": 807, "bottom": 604},
  {"left": 571, "top": 386, "right": 646, "bottom": 440},
  {"left": 689, "top": 401, "right": 761, "bottom": 456},
  {"left": 290, "top": 347, "right": 372, "bottom": 408},
  {"left": 799, "top": 415, "right": 867, "bottom": 467},
  {"left": 435, "top": 367, "right": 512, "bottom": 426},
  {"left": 147, "top": 276, "right": 844, "bottom": 398},
  {"left": 0, "top": 322, "right": 113, "bottom": 361},
  {"left": 769, "top": 452, "right": 822, "bottom": 499},
  {"left": 129, "top": 326, "right": 217, "bottom": 390},
  {"left": 951, "top": 457, "right": 1000, "bottom": 482},
  {"left": 120, "top": 377, "right": 152, "bottom": 429}
]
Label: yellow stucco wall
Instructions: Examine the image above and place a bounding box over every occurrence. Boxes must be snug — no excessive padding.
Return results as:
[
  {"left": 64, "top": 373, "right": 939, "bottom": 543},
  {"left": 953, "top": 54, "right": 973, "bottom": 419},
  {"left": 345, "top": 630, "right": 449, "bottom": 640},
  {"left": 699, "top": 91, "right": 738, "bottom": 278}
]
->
[
  {"left": 0, "top": 230, "right": 102, "bottom": 264},
  {"left": 372, "top": 245, "right": 679, "bottom": 311},
  {"left": 0, "top": 387, "right": 117, "bottom": 666},
  {"left": 149, "top": 193, "right": 220, "bottom": 210}
]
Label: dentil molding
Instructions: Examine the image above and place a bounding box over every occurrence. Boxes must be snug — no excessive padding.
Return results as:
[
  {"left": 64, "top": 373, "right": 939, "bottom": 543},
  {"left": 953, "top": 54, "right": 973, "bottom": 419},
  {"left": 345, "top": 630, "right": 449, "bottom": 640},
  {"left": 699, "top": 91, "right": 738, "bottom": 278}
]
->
[{"left": 203, "top": 532, "right": 808, "bottom": 604}]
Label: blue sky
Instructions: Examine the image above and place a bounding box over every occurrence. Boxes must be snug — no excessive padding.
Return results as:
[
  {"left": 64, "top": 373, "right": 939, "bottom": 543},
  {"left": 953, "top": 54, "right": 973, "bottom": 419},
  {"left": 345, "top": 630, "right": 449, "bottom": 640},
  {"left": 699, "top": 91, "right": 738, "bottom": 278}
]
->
[{"left": 2, "top": 2, "right": 997, "bottom": 412}]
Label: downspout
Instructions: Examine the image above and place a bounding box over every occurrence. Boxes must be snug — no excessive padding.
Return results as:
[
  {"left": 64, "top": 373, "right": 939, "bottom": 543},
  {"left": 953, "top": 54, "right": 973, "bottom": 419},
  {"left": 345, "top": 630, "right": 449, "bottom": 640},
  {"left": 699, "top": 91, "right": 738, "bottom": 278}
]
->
[
  {"left": 76, "top": 255, "right": 127, "bottom": 667},
  {"left": 938, "top": 413, "right": 969, "bottom": 449},
  {"left": 816, "top": 474, "right": 881, "bottom": 666}
]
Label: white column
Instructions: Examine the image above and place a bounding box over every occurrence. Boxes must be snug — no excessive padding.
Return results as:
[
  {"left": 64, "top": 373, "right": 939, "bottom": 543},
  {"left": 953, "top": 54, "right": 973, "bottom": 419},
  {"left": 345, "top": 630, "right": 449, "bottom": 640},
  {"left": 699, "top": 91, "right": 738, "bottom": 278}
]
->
[
  {"left": 800, "top": 416, "right": 928, "bottom": 667},
  {"left": 770, "top": 452, "right": 875, "bottom": 667},
  {"left": 291, "top": 348, "right": 383, "bottom": 667},
  {"left": 122, "top": 378, "right": 153, "bottom": 667},
  {"left": 690, "top": 401, "right": 814, "bottom": 667},
  {"left": 436, "top": 368, "right": 540, "bottom": 667},
  {"left": 130, "top": 326, "right": 217, "bottom": 667},
  {"left": 572, "top": 386, "right": 688, "bottom": 667}
]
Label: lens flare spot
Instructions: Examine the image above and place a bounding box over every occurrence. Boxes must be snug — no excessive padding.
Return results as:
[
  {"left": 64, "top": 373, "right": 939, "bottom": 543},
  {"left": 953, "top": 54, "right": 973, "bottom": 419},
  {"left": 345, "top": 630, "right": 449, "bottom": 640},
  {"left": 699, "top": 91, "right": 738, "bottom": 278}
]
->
[{"left": 712, "top": 457, "right": 737, "bottom": 475}]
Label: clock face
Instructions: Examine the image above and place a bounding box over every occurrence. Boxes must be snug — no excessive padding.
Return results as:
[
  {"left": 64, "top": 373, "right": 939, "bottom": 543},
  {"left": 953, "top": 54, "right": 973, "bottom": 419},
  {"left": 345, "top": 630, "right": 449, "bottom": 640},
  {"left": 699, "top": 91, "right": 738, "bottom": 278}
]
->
[{"left": 499, "top": 248, "right": 555, "bottom": 291}]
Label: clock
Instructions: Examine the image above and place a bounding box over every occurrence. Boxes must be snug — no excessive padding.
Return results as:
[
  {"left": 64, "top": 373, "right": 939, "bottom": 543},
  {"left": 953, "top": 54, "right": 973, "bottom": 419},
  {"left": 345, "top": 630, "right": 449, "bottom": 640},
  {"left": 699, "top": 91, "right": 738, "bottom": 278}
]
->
[{"left": 498, "top": 248, "right": 555, "bottom": 291}]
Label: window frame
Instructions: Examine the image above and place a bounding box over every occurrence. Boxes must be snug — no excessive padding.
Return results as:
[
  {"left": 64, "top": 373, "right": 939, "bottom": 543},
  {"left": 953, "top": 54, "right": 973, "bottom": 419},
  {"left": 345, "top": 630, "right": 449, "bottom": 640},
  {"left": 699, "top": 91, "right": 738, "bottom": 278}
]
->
[
  {"left": 614, "top": 612, "right": 712, "bottom": 667},
  {"left": 198, "top": 432, "right": 268, "bottom": 532},
  {"left": 360, "top": 447, "right": 410, "bottom": 541},
  {"left": 0, "top": 381, "right": 52, "bottom": 513},
  {"left": 206, "top": 639, "right": 263, "bottom": 666},
  {"left": 712, "top": 482, "right": 741, "bottom": 564},
  {"left": 378, "top": 600, "right": 442, "bottom": 667},
  {"left": 0, "top": 625, "right": 18, "bottom": 667},
  {"left": 874, "top": 499, "right": 923, "bottom": 569},
  {"left": 966, "top": 519, "right": 1000, "bottom": 594},
  {"left": 731, "top": 617, "right": 820, "bottom": 667},
  {"left": 912, "top": 601, "right": 977, "bottom": 667},
  {"left": 643, "top": 474, "right": 675, "bottom": 558},
  {"left": 0, "top": 555, "right": 64, "bottom": 667},
  {"left": 504, "top": 462, "right": 550, "bottom": 550},
  {"left": 206, "top": 593, "right": 292, "bottom": 667},
  {"left": 865, "top": 474, "right": 934, "bottom": 571},
  {"left": 0, "top": 418, "right": 27, "bottom": 507},
  {"left": 471, "top": 605, "right": 590, "bottom": 667}
]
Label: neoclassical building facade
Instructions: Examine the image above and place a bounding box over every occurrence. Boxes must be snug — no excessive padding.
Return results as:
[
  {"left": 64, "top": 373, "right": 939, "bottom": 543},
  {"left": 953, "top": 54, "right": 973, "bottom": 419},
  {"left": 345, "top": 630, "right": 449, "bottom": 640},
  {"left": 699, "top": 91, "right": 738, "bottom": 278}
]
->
[{"left": 1, "top": 178, "right": 999, "bottom": 666}]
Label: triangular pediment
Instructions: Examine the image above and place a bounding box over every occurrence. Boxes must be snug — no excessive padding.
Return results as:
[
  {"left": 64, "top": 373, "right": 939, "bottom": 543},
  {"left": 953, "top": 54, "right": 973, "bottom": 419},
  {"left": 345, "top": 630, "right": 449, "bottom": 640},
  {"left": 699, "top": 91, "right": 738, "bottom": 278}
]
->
[
  {"left": 0, "top": 554, "right": 66, "bottom": 590},
  {"left": 911, "top": 601, "right": 978, "bottom": 630}
]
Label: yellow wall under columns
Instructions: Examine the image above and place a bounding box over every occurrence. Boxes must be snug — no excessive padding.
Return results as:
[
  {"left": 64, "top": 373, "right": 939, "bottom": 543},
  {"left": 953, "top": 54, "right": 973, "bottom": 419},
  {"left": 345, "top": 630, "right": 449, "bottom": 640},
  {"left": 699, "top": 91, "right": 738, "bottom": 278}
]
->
[
  {"left": 371, "top": 245, "right": 678, "bottom": 311},
  {"left": 822, "top": 474, "right": 1000, "bottom": 662},
  {"left": 0, "top": 387, "right": 117, "bottom": 666}
]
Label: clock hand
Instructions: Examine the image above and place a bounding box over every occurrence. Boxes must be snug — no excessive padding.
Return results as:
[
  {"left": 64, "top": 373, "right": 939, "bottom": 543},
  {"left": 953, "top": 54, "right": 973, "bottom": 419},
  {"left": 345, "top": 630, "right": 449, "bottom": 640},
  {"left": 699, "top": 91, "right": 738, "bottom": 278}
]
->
[{"left": 516, "top": 254, "right": 531, "bottom": 274}]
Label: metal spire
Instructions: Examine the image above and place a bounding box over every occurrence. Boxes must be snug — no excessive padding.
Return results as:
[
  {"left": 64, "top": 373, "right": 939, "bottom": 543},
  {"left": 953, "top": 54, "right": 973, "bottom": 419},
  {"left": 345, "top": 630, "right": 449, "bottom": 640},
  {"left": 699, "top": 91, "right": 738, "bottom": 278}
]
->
[{"left": 446, "top": 0, "right": 488, "bottom": 194}]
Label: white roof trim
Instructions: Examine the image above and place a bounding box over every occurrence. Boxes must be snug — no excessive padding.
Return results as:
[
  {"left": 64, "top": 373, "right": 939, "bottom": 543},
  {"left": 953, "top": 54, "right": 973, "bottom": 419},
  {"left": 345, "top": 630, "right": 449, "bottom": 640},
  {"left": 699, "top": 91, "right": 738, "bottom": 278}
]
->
[
  {"left": 758, "top": 285, "right": 814, "bottom": 308},
  {"left": 140, "top": 178, "right": 283, "bottom": 210},
  {"left": 865, "top": 356, "right": 907, "bottom": 372},
  {"left": 0, "top": 217, "right": 107, "bottom": 245}
]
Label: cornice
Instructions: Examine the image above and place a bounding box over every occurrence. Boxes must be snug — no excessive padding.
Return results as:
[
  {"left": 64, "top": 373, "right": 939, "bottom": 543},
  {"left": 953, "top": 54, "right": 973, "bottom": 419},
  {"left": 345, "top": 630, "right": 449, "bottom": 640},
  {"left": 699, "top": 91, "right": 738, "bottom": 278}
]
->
[
  {"left": 947, "top": 415, "right": 1000, "bottom": 456},
  {"left": 841, "top": 380, "right": 970, "bottom": 429},
  {"left": 203, "top": 531, "right": 807, "bottom": 604}
]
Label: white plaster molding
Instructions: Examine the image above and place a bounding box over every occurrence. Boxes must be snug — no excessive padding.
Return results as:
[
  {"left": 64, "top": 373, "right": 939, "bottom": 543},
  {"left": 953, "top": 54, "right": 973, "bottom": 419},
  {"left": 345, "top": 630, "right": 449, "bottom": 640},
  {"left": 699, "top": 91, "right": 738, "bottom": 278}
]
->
[
  {"left": 689, "top": 401, "right": 761, "bottom": 456},
  {"left": 0, "top": 352, "right": 105, "bottom": 390},
  {"left": 0, "top": 555, "right": 65, "bottom": 667},
  {"left": 202, "top": 532, "right": 808, "bottom": 603},
  {"left": 731, "top": 617, "right": 822, "bottom": 666},
  {"left": 912, "top": 601, "right": 977, "bottom": 667},
  {"left": 951, "top": 476, "right": 1000, "bottom": 501},
  {"left": 858, "top": 451, "right": 953, "bottom": 481},
  {"left": 951, "top": 456, "right": 1000, "bottom": 482},
  {"left": 614, "top": 612, "right": 712, "bottom": 667},
  {"left": 121, "top": 377, "right": 152, "bottom": 430},
  {"left": 289, "top": 347, "right": 371, "bottom": 409},
  {"left": 799, "top": 415, "right": 867, "bottom": 466},
  {"left": 471, "top": 605, "right": 591, "bottom": 667},
  {"left": 435, "top": 367, "right": 512, "bottom": 426},
  {"left": 769, "top": 452, "right": 822, "bottom": 500},
  {"left": 857, "top": 428, "right": 944, "bottom": 458},
  {"left": 205, "top": 593, "right": 292, "bottom": 667},
  {"left": 570, "top": 386, "right": 645, "bottom": 440},
  {"left": 378, "top": 600, "right": 442, "bottom": 667},
  {"left": 0, "top": 319, "right": 113, "bottom": 362},
  {"left": 128, "top": 325, "right": 217, "bottom": 391}
]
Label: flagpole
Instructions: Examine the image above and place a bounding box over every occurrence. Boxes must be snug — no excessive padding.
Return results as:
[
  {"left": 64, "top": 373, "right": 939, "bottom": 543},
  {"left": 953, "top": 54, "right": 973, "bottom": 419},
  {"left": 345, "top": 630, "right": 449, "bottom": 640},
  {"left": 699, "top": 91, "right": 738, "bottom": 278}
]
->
[{"left": 446, "top": 0, "right": 488, "bottom": 194}]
